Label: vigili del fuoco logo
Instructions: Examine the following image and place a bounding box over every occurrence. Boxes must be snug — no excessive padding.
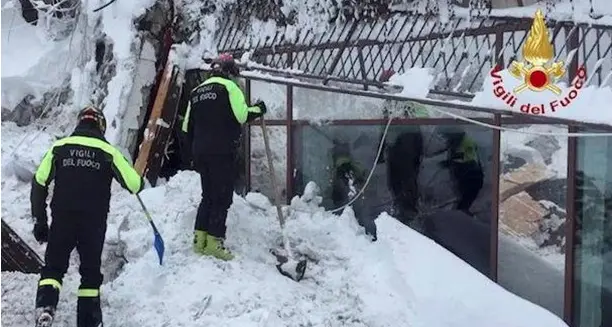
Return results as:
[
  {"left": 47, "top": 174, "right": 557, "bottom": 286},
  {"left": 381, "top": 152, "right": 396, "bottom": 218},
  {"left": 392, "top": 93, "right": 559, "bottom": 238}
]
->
[{"left": 490, "top": 9, "right": 587, "bottom": 115}]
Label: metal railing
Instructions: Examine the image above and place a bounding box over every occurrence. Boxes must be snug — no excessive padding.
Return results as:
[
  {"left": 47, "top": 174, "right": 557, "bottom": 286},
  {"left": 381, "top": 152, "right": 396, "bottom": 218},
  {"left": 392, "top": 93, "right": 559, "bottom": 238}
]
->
[{"left": 210, "top": 1, "right": 611, "bottom": 98}]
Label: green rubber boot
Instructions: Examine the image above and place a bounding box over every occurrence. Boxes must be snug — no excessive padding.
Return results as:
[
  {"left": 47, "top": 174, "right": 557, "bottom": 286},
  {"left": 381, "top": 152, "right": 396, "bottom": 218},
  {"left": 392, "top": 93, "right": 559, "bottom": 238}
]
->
[
  {"left": 193, "top": 230, "right": 207, "bottom": 255},
  {"left": 202, "top": 235, "right": 234, "bottom": 261}
]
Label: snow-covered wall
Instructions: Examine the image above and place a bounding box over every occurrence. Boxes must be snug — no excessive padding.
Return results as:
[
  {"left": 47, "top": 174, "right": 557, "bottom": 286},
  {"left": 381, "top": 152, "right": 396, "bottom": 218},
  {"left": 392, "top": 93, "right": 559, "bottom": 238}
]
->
[{"left": 1, "top": 0, "right": 172, "bottom": 153}]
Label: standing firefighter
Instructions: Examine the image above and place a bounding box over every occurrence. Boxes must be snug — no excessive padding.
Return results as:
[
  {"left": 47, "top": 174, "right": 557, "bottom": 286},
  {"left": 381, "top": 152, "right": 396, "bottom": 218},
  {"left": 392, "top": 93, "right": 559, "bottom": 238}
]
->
[
  {"left": 31, "top": 106, "right": 144, "bottom": 327},
  {"left": 439, "top": 127, "right": 484, "bottom": 215},
  {"left": 182, "top": 53, "right": 267, "bottom": 260}
]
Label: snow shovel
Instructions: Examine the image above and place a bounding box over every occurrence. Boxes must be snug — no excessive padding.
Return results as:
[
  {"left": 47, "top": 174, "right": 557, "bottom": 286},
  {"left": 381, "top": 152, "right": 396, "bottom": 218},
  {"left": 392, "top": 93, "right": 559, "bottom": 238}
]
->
[
  {"left": 259, "top": 118, "right": 307, "bottom": 282},
  {"left": 136, "top": 194, "right": 165, "bottom": 265}
]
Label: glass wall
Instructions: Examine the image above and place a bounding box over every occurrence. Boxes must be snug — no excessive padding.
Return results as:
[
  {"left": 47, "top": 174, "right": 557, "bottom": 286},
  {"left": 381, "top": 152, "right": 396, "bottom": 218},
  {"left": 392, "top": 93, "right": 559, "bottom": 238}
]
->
[
  {"left": 292, "top": 121, "right": 494, "bottom": 276},
  {"left": 293, "top": 87, "right": 385, "bottom": 120},
  {"left": 250, "top": 80, "right": 287, "bottom": 119},
  {"left": 497, "top": 124, "right": 568, "bottom": 318},
  {"left": 574, "top": 130, "right": 612, "bottom": 327},
  {"left": 249, "top": 125, "right": 288, "bottom": 203}
]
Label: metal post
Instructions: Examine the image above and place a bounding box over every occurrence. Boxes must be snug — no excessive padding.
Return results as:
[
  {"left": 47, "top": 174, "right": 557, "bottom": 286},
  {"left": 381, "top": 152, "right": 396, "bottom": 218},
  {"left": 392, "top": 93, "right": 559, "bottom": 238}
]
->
[
  {"left": 490, "top": 113, "right": 501, "bottom": 282},
  {"left": 286, "top": 85, "right": 294, "bottom": 203},
  {"left": 245, "top": 79, "right": 252, "bottom": 192},
  {"left": 564, "top": 124, "right": 578, "bottom": 325}
]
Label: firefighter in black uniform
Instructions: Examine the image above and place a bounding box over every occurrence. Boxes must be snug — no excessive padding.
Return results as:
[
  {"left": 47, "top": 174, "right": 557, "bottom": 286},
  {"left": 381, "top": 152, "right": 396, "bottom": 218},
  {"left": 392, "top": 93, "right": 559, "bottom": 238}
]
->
[
  {"left": 31, "top": 106, "right": 144, "bottom": 327},
  {"left": 439, "top": 127, "right": 484, "bottom": 215},
  {"left": 181, "top": 54, "right": 267, "bottom": 260}
]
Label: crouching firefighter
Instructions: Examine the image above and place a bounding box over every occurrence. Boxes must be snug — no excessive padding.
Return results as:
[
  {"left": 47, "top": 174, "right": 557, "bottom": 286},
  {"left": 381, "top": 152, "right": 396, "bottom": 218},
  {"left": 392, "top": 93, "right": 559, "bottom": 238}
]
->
[
  {"left": 182, "top": 53, "right": 267, "bottom": 260},
  {"left": 329, "top": 140, "right": 377, "bottom": 241},
  {"left": 31, "top": 106, "right": 144, "bottom": 327}
]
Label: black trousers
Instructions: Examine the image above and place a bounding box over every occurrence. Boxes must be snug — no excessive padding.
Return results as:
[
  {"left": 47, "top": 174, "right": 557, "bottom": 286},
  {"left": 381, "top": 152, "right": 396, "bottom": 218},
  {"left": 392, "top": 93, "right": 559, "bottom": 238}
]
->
[
  {"left": 451, "top": 162, "right": 484, "bottom": 213},
  {"left": 194, "top": 155, "right": 237, "bottom": 238},
  {"left": 36, "top": 210, "right": 106, "bottom": 326}
]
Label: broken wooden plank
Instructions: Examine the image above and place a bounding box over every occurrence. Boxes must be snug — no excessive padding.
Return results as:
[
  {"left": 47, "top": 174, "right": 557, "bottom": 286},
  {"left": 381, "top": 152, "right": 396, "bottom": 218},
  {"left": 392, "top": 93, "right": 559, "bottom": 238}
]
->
[
  {"left": 134, "top": 58, "right": 175, "bottom": 176},
  {"left": 143, "top": 66, "right": 185, "bottom": 186}
]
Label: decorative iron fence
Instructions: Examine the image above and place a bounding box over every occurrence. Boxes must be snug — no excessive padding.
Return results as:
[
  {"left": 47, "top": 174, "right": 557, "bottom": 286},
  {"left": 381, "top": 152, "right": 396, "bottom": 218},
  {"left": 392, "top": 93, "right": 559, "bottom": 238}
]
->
[{"left": 210, "top": 1, "right": 611, "bottom": 98}]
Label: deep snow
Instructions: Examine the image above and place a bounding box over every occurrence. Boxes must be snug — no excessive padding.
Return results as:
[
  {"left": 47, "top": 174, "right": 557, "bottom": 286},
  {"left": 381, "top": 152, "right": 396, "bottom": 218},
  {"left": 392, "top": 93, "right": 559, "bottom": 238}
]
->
[
  {"left": 1, "top": 0, "right": 158, "bottom": 146},
  {"left": 1, "top": 0, "right": 608, "bottom": 326},
  {"left": 1, "top": 0, "right": 81, "bottom": 111},
  {"left": 0, "top": 133, "right": 569, "bottom": 326}
]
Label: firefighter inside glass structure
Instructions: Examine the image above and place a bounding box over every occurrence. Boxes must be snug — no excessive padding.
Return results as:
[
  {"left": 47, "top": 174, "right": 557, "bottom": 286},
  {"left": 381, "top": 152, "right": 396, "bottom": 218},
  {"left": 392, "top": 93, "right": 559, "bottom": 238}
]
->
[{"left": 302, "top": 109, "right": 491, "bottom": 275}]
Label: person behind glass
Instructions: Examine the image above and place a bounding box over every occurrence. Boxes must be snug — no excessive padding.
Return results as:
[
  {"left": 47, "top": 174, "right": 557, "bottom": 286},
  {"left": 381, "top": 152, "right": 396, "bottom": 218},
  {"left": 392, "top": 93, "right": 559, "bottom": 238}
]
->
[
  {"left": 181, "top": 53, "right": 267, "bottom": 260},
  {"left": 386, "top": 131, "right": 423, "bottom": 224},
  {"left": 438, "top": 126, "right": 484, "bottom": 215},
  {"left": 329, "top": 139, "right": 378, "bottom": 241}
]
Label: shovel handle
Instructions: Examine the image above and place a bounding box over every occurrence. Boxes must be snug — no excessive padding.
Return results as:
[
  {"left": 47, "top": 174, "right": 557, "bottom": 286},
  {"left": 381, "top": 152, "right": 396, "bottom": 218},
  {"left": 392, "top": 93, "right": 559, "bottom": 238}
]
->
[{"left": 259, "top": 118, "right": 286, "bottom": 229}]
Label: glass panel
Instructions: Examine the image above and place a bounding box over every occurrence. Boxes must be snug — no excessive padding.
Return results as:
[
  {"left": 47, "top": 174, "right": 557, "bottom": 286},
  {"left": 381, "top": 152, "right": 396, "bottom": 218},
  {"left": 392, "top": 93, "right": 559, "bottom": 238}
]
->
[
  {"left": 293, "top": 122, "right": 494, "bottom": 275},
  {"left": 497, "top": 124, "right": 568, "bottom": 318},
  {"left": 293, "top": 87, "right": 491, "bottom": 120},
  {"left": 426, "top": 94, "right": 492, "bottom": 118},
  {"left": 574, "top": 130, "right": 612, "bottom": 327},
  {"left": 250, "top": 80, "right": 287, "bottom": 119},
  {"left": 250, "top": 125, "right": 287, "bottom": 203},
  {"left": 293, "top": 87, "right": 386, "bottom": 120}
]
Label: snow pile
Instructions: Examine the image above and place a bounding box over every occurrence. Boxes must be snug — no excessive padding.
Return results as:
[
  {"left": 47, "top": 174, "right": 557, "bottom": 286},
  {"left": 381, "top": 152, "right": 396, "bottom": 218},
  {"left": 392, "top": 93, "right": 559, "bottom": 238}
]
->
[
  {"left": 1, "top": 0, "right": 159, "bottom": 146},
  {"left": 0, "top": 124, "right": 568, "bottom": 326},
  {"left": 1, "top": 165, "right": 569, "bottom": 326},
  {"left": 1, "top": 1, "right": 79, "bottom": 111},
  {"left": 81, "top": 0, "right": 156, "bottom": 145},
  {"left": 470, "top": 67, "right": 612, "bottom": 126},
  {"left": 178, "top": 0, "right": 250, "bottom": 69},
  {"left": 388, "top": 67, "right": 436, "bottom": 99}
]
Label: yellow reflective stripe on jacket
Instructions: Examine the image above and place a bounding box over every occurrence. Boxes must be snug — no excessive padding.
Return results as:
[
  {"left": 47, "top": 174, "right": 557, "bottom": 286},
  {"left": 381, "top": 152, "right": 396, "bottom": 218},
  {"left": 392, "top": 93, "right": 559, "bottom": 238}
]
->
[
  {"left": 182, "top": 77, "right": 261, "bottom": 129},
  {"left": 78, "top": 288, "right": 100, "bottom": 297},
  {"left": 34, "top": 149, "right": 55, "bottom": 186},
  {"left": 181, "top": 101, "right": 191, "bottom": 133},
  {"left": 204, "top": 77, "right": 261, "bottom": 124},
  {"left": 39, "top": 278, "right": 61, "bottom": 290},
  {"left": 38, "top": 136, "right": 143, "bottom": 194}
]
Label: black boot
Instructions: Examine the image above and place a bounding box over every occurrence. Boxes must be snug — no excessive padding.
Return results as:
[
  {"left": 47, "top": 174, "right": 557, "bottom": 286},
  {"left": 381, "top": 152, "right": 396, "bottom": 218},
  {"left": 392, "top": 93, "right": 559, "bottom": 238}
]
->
[
  {"left": 35, "top": 306, "right": 55, "bottom": 327},
  {"left": 77, "top": 296, "right": 103, "bottom": 327},
  {"left": 35, "top": 285, "right": 59, "bottom": 327}
]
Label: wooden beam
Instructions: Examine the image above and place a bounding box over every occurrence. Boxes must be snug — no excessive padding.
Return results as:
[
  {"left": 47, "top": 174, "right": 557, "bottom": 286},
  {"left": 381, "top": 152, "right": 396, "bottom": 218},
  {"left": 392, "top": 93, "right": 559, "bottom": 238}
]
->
[{"left": 134, "top": 61, "right": 174, "bottom": 176}]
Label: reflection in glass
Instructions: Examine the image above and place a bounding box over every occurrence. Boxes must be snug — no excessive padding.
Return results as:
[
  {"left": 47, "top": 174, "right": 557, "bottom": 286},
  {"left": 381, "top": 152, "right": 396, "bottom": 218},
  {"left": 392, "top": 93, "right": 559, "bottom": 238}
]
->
[
  {"left": 497, "top": 125, "right": 568, "bottom": 318},
  {"left": 293, "top": 123, "right": 493, "bottom": 275},
  {"left": 574, "top": 131, "right": 612, "bottom": 327}
]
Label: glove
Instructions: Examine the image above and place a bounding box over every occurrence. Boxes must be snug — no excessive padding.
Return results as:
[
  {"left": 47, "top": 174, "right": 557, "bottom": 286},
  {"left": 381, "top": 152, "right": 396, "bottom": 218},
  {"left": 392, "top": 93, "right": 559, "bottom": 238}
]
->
[
  {"left": 33, "top": 220, "right": 48, "bottom": 244},
  {"left": 254, "top": 101, "right": 267, "bottom": 115}
]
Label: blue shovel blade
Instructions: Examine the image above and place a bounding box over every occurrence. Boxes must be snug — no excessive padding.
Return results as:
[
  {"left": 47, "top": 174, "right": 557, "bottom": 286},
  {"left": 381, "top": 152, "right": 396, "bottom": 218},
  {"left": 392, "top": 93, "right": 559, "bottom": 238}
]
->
[{"left": 150, "top": 223, "right": 165, "bottom": 265}]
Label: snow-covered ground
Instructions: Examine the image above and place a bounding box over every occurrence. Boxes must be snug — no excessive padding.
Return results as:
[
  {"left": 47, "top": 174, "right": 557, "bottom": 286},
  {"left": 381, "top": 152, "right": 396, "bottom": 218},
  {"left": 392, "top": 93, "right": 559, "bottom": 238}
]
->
[
  {"left": 2, "top": 0, "right": 610, "bottom": 326},
  {"left": 1, "top": 120, "right": 569, "bottom": 326}
]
